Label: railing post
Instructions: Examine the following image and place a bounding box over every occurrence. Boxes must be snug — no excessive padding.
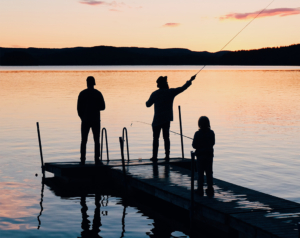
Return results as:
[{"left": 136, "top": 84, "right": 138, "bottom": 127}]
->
[
  {"left": 36, "top": 122, "right": 45, "bottom": 178},
  {"left": 100, "top": 128, "right": 109, "bottom": 162},
  {"left": 122, "top": 127, "right": 130, "bottom": 162},
  {"left": 178, "top": 106, "right": 184, "bottom": 159},
  {"left": 190, "top": 151, "right": 195, "bottom": 231}
]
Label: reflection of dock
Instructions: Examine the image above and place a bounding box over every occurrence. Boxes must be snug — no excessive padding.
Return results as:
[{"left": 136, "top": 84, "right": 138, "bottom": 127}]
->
[{"left": 45, "top": 159, "right": 300, "bottom": 238}]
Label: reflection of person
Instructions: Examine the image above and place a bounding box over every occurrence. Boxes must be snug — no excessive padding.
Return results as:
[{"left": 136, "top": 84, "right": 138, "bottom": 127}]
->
[
  {"left": 80, "top": 193, "right": 102, "bottom": 238},
  {"left": 192, "top": 116, "right": 215, "bottom": 196},
  {"left": 146, "top": 75, "right": 196, "bottom": 162},
  {"left": 77, "top": 76, "right": 105, "bottom": 165}
]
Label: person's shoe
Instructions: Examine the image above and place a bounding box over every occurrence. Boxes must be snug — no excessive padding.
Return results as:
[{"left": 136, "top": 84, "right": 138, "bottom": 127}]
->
[
  {"left": 150, "top": 157, "right": 158, "bottom": 162},
  {"left": 80, "top": 160, "right": 85, "bottom": 166},
  {"left": 205, "top": 187, "right": 215, "bottom": 197},
  {"left": 164, "top": 155, "right": 170, "bottom": 162},
  {"left": 195, "top": 188, "right": 204, "bottom": 196}
]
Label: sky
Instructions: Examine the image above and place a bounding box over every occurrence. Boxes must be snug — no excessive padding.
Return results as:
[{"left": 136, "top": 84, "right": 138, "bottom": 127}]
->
[{"left": 0, "top": 0, "right": 299, "bottom": 52}]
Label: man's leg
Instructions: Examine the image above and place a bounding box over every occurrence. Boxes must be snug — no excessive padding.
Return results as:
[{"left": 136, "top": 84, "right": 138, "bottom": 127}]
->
[
  {"left": 91, "top": 121, "right": 100, "bottom": 163},
  {"left": 80, "top": 122, "right": 90, "bottom": 164},
  {"left": 162, "top": 122, "right": 170, "bottom": 160},
  {"left": 152, "top": 125, "right": 161, "bottom": 160}
]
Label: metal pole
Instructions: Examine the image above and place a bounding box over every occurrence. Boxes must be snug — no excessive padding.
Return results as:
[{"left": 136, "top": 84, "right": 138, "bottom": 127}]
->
[
  {"left": 36, "top": 122, "right": 45, "bottom": 177},
  {"left": 190, "top": 151, "right": 195, "bottom": 231},
  {"left": 178, "top": 106, "right": 184, "bottom": 159},
  {"left": 122, "top": 128, "right": 130, "bottom": 162}
]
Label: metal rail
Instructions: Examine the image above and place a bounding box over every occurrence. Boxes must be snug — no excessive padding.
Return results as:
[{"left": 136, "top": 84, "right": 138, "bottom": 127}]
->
[
  {"left": 100, "top": 127, "right": 109, "bottom": 162},
  {"left": 122, "top": 127, "right": 130, "bottom": 162}
]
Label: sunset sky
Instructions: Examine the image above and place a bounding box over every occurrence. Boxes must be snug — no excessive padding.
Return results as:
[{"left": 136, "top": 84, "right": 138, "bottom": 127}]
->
[{"left": 0, "top": 0, "right": 299, "bottom": 52}]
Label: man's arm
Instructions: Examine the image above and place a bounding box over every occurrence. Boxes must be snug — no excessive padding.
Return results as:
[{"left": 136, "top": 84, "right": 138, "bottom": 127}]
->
[
  {"left": 99, "top": 92, "right": 105, "bottom": 111},
  {"left": 146, "top": 93, "right": 154, "bottom": 107},
  {"left": 192, "top": 132, "right": 198, "bottom": 149},
  {"left": 173, "top": 75, "right": 196, "bottom": 96}
]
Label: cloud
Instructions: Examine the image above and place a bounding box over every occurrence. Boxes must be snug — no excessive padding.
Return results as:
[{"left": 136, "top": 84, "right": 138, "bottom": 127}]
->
[
  {"left": 80, "top": 0, "right": 106, "bottom": 6},
  {"left": 163, "top": 23, "right": 180, "bottom": 27},
  {"left": 79, "top": 0, "right": 133, "bottom": 8},
  {"left": 220, "top": 7, "right": 300, "bottom": 21}
]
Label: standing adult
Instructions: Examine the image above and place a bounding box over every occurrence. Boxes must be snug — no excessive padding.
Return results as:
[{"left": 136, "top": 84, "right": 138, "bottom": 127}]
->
[
  {"left": 77, "top": 76, "right": 105, "bottom": 165},
  {"left": 146, "top": 75, "right": 196, "bottom": 162}
]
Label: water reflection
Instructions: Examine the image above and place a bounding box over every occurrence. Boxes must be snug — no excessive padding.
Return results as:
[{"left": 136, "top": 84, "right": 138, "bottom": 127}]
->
[
  {"left": 41, "top": 177, "right": 191, "bottom": 238},
  {"left": 80, "top": 193, "right": 102, "bottom": 238},
  {"left": 37, "top": 178, "right": 45, "bottom": 230}
]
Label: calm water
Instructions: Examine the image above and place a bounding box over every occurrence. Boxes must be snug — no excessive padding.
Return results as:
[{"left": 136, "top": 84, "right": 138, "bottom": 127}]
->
[{"left": 1, "top": 66, "right": 300, "bottom": 237}]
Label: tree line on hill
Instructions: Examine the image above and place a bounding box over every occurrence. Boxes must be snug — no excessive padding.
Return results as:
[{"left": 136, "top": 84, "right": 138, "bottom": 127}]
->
[{"left": 0, "top": 44, "right": 299, "bottom": 66}]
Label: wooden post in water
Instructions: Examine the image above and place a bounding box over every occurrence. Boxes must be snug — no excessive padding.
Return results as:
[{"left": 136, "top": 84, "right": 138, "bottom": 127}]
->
[
  {"left": 178, "top": 106, "right": 184, "bottom": 159},
  {"left": 190, "top": 151, "right": 195, "bottom": 231},
  {"left": 36, "top": 122, "right": 45, "bottom": 178}
]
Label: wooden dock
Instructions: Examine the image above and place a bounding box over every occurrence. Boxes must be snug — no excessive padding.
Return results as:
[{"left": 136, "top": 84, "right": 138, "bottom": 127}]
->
[{"left": 45, "top": 158, "right": 300, "bottom": 238}]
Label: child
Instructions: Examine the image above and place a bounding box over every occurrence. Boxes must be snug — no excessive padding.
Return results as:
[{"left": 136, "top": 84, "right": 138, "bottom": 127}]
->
[{"left": 192, "top": 116, "right": 215, "bottom": 196}]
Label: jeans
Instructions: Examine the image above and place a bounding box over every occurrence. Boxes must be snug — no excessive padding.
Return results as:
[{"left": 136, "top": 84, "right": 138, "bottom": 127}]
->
[
  {"left": 197, "top": 155, "right": 213, "bottom": 189},
  {"left": 152, "top": 121, "right": 170, "bottom": 159},
  {"left": 80, "top": 120, "right": 100, "bottom": 162}
]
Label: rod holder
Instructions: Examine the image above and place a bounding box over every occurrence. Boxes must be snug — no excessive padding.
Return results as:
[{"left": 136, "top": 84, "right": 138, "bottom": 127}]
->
[
  {"left": 178, "top": 106, "right": 184, "bottom": 159},
  {"left": 100, "top": 127, "right": 109, "bottom": 162}
]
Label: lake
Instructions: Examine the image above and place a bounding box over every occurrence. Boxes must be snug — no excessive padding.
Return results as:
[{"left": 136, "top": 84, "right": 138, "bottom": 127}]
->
[{"left": 0, "top": 65, "right": 300, "bottom": 237}]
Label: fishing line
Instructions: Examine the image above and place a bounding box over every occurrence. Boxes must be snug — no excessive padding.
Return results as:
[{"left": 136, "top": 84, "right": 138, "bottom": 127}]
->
[
  {"left": 195, "top": 0, "right": 275, "bottom": 75},
  {"left": 131, "top": 121, "right": 193, "bottom": 140}
]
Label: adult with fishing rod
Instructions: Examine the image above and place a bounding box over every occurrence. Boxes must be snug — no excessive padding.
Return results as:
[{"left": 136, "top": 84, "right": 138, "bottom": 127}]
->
[{"left": 146, "top": 74, "right": 196, "bottom": 162}]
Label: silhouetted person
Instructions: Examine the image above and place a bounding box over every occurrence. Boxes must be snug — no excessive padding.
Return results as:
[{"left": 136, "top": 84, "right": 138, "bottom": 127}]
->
[
  {"left": 192, "top": 116, "right": 215, "bottom": 196},
  {"left": 77, "top": 76, "right": 105, "bottom": 165},
  {"left": 146, "top": 75, "right": 196, "bottom": 162}
]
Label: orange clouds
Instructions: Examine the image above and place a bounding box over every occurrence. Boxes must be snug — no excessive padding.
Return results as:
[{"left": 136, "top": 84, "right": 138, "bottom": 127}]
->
[
  {"left": 220, "top": 7, "right": 300, "bottom": 21},
  {"left": 163, "top": 23, "right": 180, "bottom": 27}
]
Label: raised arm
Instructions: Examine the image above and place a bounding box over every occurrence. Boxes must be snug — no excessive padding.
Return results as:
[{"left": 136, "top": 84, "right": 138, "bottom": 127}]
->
[{"left": 173, "top": 75, "right": 196, "bottom": 96}]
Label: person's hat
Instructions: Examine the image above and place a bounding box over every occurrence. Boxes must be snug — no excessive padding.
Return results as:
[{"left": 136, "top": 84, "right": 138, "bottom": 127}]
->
[
  {"left": 156, "top": 76, "right": 167, "bottom": 85},
  {"left": 86, "top": 76, "right": 96, "bottom": 86}
]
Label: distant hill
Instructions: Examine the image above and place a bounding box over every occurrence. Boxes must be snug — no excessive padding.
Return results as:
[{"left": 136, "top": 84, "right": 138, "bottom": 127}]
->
[{"left": 0, "top": 44, "right": 299, "bottom": 66}]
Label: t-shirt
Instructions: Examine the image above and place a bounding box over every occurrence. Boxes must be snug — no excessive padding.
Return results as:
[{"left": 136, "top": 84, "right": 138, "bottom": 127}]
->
[
  {"left": 77, "top": 88, "right": 105, "bottom": 122},
  {"left": 146, "top": 81, "right": 191, "bottom": 126}
]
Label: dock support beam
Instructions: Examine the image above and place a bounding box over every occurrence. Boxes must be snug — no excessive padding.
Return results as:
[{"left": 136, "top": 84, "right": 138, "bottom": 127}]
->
[
  {"left": 119, "top": 137, "right": 127, "bottom": 190},
  {"left": 178, "top": 106, "right": 184, "bottom": 159}
]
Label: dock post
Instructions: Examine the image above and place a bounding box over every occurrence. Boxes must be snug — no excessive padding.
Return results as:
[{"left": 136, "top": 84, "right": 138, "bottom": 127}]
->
[
  {"left": 119, "top": 137, "right": 127, "bottom": 189},
  {"left": 36, "top": 122, "right": 45, "bottom": 178},
  {"left": 190, "top": 151, "right": 195, "bottom": 230},
  {"left": 122, "top": 127, "right": 130, "bottom": 162},
  {"left": 178, "top": 106, "right": 184, "bottom": 159}
]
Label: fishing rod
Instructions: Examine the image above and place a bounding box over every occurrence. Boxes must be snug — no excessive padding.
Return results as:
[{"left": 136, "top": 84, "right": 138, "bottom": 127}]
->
[
  {"left": 195, "top": 0, "right": 275, "bottom": 76},
  {"left": 131, "top": 121, "right": 193, "bottom": 140}
]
